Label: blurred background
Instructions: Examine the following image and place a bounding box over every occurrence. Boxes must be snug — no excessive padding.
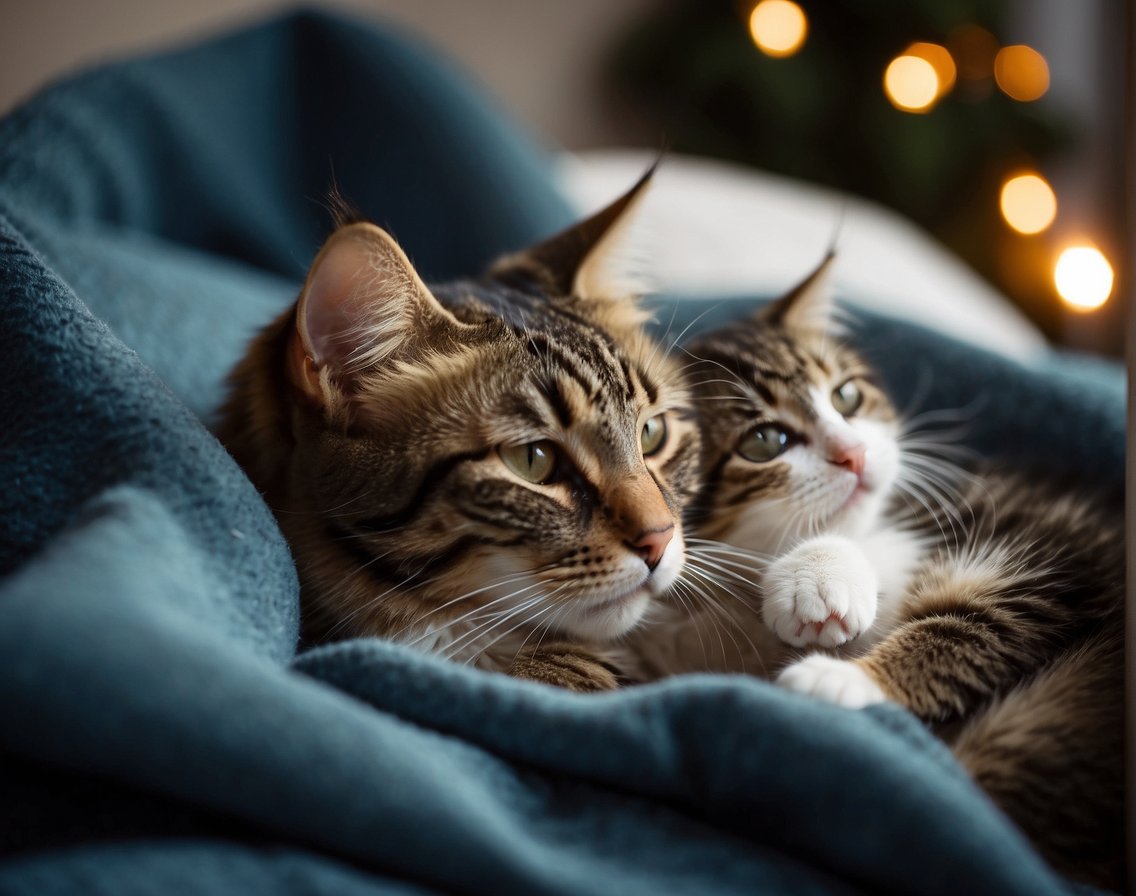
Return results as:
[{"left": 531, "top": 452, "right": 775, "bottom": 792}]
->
[{"left": 1, "top": 0, "right": 1126, "bottom": 357}]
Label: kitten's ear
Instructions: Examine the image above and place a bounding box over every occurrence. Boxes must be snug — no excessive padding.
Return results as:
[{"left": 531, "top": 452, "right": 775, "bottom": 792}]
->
[
  {"left": 289, "top": 222, "right": 457, "bottom": 404},
  {"left": 759, "top": 251, "right": 839, "bottom": 333},
  {"left": 489, "top": 164, "right": 655, "bottom": 301}
]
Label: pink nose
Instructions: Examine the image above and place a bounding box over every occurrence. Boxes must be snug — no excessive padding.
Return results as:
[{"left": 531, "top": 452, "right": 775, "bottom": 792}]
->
[
  {"left": 828, "top": 442, "right": 866, "bottom": 477},
  {"left": 626, "top": 525, "right": 674, "bottom": 572}
]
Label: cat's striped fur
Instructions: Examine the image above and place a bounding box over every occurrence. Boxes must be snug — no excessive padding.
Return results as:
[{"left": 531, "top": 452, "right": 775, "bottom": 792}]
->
[
  {"left": 217, "top": 175, "right": 701, "bottom": 691},
  {"left": 676, "top": 258, "right": 1124, "bottom": 890}
]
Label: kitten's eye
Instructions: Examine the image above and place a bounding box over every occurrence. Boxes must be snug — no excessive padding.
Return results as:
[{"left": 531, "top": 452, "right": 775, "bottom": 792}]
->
[
  {"left": 500, "top": 441, "right": 557, "bottom": 484},
  {"left": 832, "top": 379, "right": 863, "bottom": 416},
  {"left": 738, "top": 425, "right": 791, "bottom": 463},
  {"left": 640, "top": 415, "right": 667, "bottom": 456}
]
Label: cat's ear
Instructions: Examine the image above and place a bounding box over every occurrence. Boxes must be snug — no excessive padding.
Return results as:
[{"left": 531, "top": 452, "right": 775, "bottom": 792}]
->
[
  {"left": 759, "top": 251, "right": 839, "bottom": 333},
  {"left": 488, "top": 164, "right": 655, "bottom": 302},
  {"left": 288, "top": 222, "right": 458, "bottom": 404}
]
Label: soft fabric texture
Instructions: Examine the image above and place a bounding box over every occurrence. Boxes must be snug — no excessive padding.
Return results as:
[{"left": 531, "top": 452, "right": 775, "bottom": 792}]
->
[{"left": 0, "top": 10, "right": 1121, "bottom": 895}]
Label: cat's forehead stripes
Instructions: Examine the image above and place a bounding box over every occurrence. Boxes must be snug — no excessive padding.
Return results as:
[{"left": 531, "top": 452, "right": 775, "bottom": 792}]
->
[{"left": 691, "top": 335, "right": 821, "bottom": 421}]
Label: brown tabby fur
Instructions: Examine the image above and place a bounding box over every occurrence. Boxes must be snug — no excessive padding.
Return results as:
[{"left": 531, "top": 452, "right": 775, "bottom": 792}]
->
[
  {"left": 684, "top": 262, "right": 1125, "bottom": 890},
  {"left": 217, "top": 175, "right": 701, "bottom": 691}
]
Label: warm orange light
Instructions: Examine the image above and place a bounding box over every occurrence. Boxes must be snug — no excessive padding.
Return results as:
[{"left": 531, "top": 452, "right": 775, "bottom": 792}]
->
[
  {"left": 994, "top": 45, "right": 1049, "bottom": 101},
  {"left": 884, "top": 55, "right": 939, "bottom": 112},
  {"left": 1054, "top": 246, "right": 1113, "bottom": 312},
  {"left": 999, "top": 173, "right": 1057, "bottom": 234},
  {"left": 906, "top": 42, "right": 956, "bottom": 97},
  {"left": 748, "top": 0, "right": 808, "bottom": 58}
]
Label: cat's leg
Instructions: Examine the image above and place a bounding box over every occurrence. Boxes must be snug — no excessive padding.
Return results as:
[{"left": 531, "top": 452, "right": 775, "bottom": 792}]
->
[
  {"left": 776, "top": 538, "right": 1083, "bottom": 714},
  {"left": 507, "top": 641, "right": 623, "bottom": 691},
  {"left": 762, "top": 534, "right": 879, "bottom": 648}
]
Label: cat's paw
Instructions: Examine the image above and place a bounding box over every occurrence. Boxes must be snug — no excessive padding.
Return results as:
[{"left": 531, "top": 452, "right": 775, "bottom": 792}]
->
[
  {"left": 776, "top": 654, "right": 888, "bottom": 709},
  {"left": 762, "top": 536, "right": 878, "bottom": 647}
]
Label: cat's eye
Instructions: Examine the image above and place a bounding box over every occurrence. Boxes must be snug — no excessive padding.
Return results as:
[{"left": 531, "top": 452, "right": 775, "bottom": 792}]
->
[
  {"left": 640, "top": 415, "right": 667, "bottom": 456},
  {"left": 500, "top": 440, "right": 557, "bottom": 484},
  {"left": 738, "top": 425, "right": 791, "bottom": 463},
  {"left": 831, "top": 379, "right": 863, "bottom": 416}
]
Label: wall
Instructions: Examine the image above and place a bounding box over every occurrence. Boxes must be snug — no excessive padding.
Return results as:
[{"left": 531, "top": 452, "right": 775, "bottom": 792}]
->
[{"left": 0, "top": 0, "right": 658, "bottom": 148}]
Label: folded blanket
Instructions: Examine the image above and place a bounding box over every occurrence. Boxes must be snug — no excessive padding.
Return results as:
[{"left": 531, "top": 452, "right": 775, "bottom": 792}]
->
[{"left": 0, "top": 10, "right": 1120, "bottom": 895}]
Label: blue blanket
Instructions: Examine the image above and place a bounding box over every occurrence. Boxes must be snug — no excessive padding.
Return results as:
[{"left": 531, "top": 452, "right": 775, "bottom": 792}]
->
[{"left": 0, "top": 11, "right": 1121, "bottom": 895}]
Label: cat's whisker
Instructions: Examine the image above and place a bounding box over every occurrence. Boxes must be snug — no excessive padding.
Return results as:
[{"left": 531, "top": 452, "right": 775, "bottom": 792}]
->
[
  {"left": 665, "top": 579, "right": 713, "bottom": 668},
  {"left": 319, "top": 551, "right": 442, "bottom": 641},
  {"left": 683, "top": 578, "right": 732, "bottom": 669},
  {"left": 679, "top": 348, "right": 765, "bottom": 406},
  {"left": 514, "top": 595, "right": 575, "bottom": 661},
  {"left": 684, "top": 553, "right": 763, "bottom": 595},
  {"left": 394, "top": 564, "right": 559, "bottom": 635},
  {"left": 401, "top": 580, "right": 549, "bottom": 649},
  {"left": 676, "top": 567, "right": 766, "bottom": 673},
  {"left": 685, "top": 537, "right": 773, "bottom": 565},
  {"left": 461, "top": 583, "right": 572, "bottom": 666},
  {"left": 443, "top": 591, "right": 552, "bottom": 663},
  {"left": 660, "top": 300, "right": 723, "bottom": 353}
]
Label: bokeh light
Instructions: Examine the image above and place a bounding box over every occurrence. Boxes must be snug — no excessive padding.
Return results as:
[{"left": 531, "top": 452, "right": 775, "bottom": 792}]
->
[
  {"left": 748, "top": 0, "right": 808, "bottom": 58},
  {"left": 1054, "top": 246, "right": 1113, "bottom": 312},
  {"left": 994, "top": 45, "right": 1049, "bottom": 101},
  {"left": 999, "top": 173, "right": 1056, "bottom": 234},
  {"left": 884, "top": 55, "right": 939, "bottom": 112},
  {"left": 906, "top": 42, "right": 956, "bottom": 96}
]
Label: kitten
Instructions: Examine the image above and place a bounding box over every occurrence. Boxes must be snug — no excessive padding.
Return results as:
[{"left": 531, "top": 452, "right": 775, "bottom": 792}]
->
[
  {"left": 216, "top": 174, "right": 701, "bottom": 691},
  {"left": 674, "top": 256, "right": 1124, "bottom": 890}
]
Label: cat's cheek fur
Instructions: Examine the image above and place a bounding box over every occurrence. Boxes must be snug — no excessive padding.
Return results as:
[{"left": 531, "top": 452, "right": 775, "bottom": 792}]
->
[{"left": 776, "top": 654, "right": 889, "bottom": 709}]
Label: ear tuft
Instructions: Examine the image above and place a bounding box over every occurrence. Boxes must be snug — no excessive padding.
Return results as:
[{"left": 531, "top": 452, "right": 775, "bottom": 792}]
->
[
  {"left": 760, "top": 251, "right": 840, "bottom": 333},
  {"left": 489, "top": 162, "right": 657, "bottom": 301}
]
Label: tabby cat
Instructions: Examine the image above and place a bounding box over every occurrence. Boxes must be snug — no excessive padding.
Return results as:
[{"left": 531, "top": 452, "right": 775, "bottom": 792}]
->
[
  {"left": 669, "top": 257, "right": 1124, "bottom": 890},
  {"left": 217, "top": 174, "right": 701, "bottom": 691}
]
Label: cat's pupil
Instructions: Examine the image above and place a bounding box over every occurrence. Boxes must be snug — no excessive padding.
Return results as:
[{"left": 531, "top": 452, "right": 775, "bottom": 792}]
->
[
  {"left": 500, "top": 440, "right": 557, "bottom": 484},
  {"left": 831, "top": 379, "right": 863, "bottom": 416},
  {"left": 738, "top": 424, "right": 790, "bottom": 463},
  {"left": 641, "top": 415, "right": 667, "bottom": 456}
]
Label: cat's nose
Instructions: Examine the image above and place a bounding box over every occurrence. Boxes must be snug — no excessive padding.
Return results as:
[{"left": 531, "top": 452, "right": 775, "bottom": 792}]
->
[
  {"left": 626, "top": 525, "right": 674, "bottom": 572},
  {"left": 828, "top": 442, "right": 866, "bottom": 477}
]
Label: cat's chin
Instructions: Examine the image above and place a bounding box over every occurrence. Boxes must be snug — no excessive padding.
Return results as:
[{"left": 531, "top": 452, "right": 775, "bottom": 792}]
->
[
  {"left": 563, "top": 587, "right": 652, "bottom": 642},
  {"left": 829, "top": 479, "right": 892, "bottom": 536}
]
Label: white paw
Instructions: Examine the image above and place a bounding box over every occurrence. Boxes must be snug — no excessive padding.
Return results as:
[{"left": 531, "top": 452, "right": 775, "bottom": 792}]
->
[
  {"left": 777, "top": 654, "right": 888, "bottom": 709},
  {"left": 761, "top": 536, "right": 878, "bottom": 647}
]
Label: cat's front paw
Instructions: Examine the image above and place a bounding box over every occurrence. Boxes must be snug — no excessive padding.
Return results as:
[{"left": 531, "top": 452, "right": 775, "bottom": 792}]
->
[
  {"left": 777, "top": 654, "right": 888, "bottom": 709},
  {"left": 762, "top": 536, "right": 878, "bottom": 648}
]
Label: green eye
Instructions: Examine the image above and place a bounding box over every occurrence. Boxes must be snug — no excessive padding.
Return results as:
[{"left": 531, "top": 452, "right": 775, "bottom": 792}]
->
[
  {"left": 832, "top": 379, "right": 863, "bottom": 416},
  {"left": 641, "top": 415, "right": 667, "bottom": 456},
  {"left": 500, "top": 440, "right": 557, "bottom": 484},
  {"left": 738, "top": 425, "right": 791, "bottom": 463}
]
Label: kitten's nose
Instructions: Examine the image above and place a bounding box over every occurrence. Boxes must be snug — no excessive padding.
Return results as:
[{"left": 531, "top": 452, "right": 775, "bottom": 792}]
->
[
  {"left": 828, "top": 442, "right": 866, "bottom": 477},
  {"left": 626, "top": 525, "right": 674, "bottom": 572}
]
